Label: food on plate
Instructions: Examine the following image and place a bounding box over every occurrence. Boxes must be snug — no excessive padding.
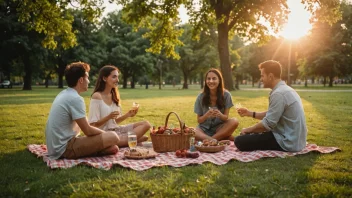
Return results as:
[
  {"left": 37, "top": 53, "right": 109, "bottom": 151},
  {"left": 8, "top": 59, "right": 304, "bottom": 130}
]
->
[
  {"left": 125, "top": 147, "right": 150, "bottom": 157},
  {"left": 202, "top": 139, "right": 218, "bottom": 146},
  {"left": 218, "top": 140, "right": 231, "bottom": 146}
]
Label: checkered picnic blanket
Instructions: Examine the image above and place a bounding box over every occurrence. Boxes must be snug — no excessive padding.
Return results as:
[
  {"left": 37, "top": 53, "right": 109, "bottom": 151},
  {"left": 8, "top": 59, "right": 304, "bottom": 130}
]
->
[{"left": 27, "top": 143, "right": 340, "bottom": 171}]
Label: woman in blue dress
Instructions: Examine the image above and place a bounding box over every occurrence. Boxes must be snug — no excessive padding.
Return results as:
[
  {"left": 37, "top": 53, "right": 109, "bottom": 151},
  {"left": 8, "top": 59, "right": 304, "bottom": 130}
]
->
[{"left": 194, "top": 68, "right": 239, "bottom": 141}]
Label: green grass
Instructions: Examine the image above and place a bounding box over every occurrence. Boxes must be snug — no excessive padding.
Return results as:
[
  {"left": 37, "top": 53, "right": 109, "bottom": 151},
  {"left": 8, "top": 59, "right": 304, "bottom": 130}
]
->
[{"left": 0, "top": 86, "right": 351, "bottom": 197}]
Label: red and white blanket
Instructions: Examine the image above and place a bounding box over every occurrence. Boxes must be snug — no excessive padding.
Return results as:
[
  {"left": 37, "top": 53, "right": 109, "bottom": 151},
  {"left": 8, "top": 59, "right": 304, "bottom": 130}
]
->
[{"left": 27, "top": 143, "right": 340, "bottom": 171}]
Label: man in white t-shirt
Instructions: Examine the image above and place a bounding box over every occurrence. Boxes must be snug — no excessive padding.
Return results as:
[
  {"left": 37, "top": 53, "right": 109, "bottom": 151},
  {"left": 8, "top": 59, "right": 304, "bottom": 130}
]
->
[{"left": 45, "top": 62, "right": 120, "bottom": 160}]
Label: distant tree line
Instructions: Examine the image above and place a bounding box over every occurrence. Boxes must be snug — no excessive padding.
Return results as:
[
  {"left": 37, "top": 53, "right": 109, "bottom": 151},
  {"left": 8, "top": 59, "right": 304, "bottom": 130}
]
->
[{"left": 0, "top": 0, "right": 351, "bottom": 90}]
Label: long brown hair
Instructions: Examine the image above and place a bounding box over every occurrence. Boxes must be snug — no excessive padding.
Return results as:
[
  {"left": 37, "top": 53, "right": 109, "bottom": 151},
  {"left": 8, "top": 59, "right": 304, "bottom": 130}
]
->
[
  {"left": 202, "top": 68, "right": 225, "bottom": 109},
  {"left": 92, "top": 65, "right": 120, "bottom": 105}
]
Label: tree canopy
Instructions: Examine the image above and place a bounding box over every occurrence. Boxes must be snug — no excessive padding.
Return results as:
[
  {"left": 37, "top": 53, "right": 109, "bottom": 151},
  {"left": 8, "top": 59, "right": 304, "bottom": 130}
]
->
[{"left": 115, "top": 0, "right": 341, "bottom": 90}]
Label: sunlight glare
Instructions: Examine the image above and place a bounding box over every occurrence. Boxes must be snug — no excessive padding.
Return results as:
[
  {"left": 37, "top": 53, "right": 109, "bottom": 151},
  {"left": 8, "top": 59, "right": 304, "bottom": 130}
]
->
[{"left": 280, "top": 0, "right": 312, "bottom": 40}]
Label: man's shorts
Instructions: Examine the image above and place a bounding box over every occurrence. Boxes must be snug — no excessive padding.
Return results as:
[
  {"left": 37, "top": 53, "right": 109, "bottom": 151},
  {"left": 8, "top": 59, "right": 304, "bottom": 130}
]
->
[{"left": 61, "top": 133, "right": 105, "bottom": 159}]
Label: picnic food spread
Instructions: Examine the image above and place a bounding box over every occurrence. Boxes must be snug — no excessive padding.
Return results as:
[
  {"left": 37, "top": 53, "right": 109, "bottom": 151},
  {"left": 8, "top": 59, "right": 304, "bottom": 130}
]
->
[
  {"left": 195, "top": 139, "right": 231, "bottom": 153},
  {"left": 124, "top": 147, "right": 157, "bottom": 159},
  {"left": 175, "top": 149, "right": 200, "bottom": 158},
  {"left": 150, "top": 126, "right": 195, "bottom": 135},
  {"left": 150, "top": 112, "right": 196, "bottom": 152}
]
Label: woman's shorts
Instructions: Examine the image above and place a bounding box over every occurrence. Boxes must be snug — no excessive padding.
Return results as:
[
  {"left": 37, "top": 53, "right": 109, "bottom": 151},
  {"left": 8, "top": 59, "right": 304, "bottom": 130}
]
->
[
  {"left": 107, "top": 124, "right": 134, "bottom": 136},
  {"left": 197, "top": 124, "right": 224, "bottom": 137}
]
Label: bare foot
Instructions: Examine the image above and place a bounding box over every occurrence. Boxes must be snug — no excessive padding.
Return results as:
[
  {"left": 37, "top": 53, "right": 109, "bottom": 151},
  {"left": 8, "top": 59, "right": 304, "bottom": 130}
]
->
[
  {"left": 98, "top": 145, "right": 119, "bottom": 156},
  {"left": 227, "top": 135, "right": 235, "bottom": 141}
]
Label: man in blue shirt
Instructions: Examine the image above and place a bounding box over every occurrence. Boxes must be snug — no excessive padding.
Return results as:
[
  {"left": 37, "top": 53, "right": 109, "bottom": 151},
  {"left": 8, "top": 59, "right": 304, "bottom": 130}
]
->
[
  {"left": 45, "top": 62, "right": 120, "bottom": 159},
  {"left": 235, "top": 60, "right": 307, "bottom": 152}
]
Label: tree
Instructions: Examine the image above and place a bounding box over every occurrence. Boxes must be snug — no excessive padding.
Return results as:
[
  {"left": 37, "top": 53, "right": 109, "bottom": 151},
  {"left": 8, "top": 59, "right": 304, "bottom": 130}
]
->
[
  {"left": 116, "top": 0, "right": 341, "bottom": 90},
  {"left": 0, "top": 0, "right": 52, "bottom": 90},
  {"left": 101, "top": 11, "right": 155, "bottom": 89},
  {"left": 298, "top": 1, "right": 352, "bottom": 87},
  {"left": 54, "top": 9, "right": 107, "bottom": 88},
  {"left": 14, "top": 0, "right": 105, "bottom": 50},
  {"left": 174, "top": 24, "right": 217, "bottom": 89},
  {"left": 1, "top": 0, "right": 106, "bottom": 90}
]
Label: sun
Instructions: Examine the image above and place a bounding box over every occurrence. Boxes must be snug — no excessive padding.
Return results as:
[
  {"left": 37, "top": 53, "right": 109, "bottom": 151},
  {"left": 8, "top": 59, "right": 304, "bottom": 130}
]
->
[{"left": 279, "top": 0, "right": 312, "bottom": 40}]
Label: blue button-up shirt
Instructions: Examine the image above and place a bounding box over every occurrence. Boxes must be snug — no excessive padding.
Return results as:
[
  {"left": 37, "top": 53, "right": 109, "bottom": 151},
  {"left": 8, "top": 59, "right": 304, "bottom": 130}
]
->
[{"left": 261, "top": 81, "right": 307, "bottom": 151}]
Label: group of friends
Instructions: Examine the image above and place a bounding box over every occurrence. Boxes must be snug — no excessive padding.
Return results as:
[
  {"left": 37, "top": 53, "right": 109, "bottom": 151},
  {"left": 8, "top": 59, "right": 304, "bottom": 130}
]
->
[{"left": 45, "top": 60, "right": 307, "bottom": 160}]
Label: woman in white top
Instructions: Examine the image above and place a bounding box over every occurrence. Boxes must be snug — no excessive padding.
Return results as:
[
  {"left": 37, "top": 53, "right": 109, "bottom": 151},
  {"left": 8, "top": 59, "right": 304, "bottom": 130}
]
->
[{"left": 88, "top": 65, "right": 150, "bottom": 147}]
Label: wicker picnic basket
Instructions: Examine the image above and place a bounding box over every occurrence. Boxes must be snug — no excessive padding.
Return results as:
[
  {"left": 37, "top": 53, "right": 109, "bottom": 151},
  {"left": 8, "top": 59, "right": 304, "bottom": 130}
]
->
[{"left": 150, "top": 112, "right": 194, "bottom": 153}]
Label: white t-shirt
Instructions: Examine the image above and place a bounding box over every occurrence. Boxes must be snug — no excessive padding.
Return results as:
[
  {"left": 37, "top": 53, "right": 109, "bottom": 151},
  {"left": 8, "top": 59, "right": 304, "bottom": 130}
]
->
[
  {"left": 45, "top": 88, "right": 86, "bottom": 160},
  {"left": 88, "top": 99, "right": 122, "bottom": 131}
]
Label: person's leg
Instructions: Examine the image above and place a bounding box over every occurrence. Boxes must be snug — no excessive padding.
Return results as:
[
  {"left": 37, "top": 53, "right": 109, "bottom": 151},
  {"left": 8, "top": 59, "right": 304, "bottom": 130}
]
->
[
  {"left": 132, "top": 121, "right": 151, "bottom": 141},
  {"left": 195, "top": 127, "right": 213, "bottom": 141},
  {"left": 99, "top": 132, "right": 120, "bottom": 155},
  {"left": 234, "top": 132, "right": 284, "bottom": 151},
  {"left": 212, "top": 118, "right": 239, "bottom": 141},
  {"left": 61, "top": 132, "right": 119, "bottom": 159},
  {"left": 97, "top": 145, "right": 119, "bottom": 156},
  {"left": 113, "top": 121, "right": 150, "bottom": 147}
]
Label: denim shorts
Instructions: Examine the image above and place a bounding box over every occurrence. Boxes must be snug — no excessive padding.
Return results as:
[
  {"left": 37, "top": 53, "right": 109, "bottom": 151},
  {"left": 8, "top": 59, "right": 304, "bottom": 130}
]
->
[{"left": 197, "top": 124, "right": 224, "bottom": 137}]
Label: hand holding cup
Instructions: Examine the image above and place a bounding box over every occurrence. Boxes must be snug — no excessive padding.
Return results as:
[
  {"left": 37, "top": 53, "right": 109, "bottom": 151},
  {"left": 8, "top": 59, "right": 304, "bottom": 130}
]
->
[
  {"left": 208, "top": 107, "right": 219, "bottom": 118},
  {"left": 236, "top": 104, "right": 249, "bottom": 117},
  {"left": 110, "top": 110, "right": 120, "bottom": 119}
]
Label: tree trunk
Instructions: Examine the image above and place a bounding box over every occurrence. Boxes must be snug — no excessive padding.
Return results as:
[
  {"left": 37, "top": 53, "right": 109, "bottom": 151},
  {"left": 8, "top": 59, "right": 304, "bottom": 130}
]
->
[
  {"left": 123, "top": 75, "right": 128, "bottom": 89},
  {"left": 323, "top": 77, "right": 326, "bottom": 87},
  {"left": 199, "top": 72, "right": 204, "bottom": 89},
  {"left": 217, "top": 22, "right": 234, "bottom": 90},
  {"left": 329, "top": 76, "right": 333, "bottom": 87},
  {"left": 22, "top": 56, "right": 32, "bottom": 90},
  {"left": 57, "top": 58, "right": 65, "bottom": 88},
  {"left": 45, "top": 72, "right": 51, "bottom": 88},
  {"left": 131, "top": 75, "right": 135, "bottom": 88},
  {"left": 235, "top": 74, "right": 240, "bottom": 90},
  {"left": 159, "top": 77, "right": 162, "bottom": 90},
  {"left": 183, "top": 72, "right": 188, "bottom": 89}
]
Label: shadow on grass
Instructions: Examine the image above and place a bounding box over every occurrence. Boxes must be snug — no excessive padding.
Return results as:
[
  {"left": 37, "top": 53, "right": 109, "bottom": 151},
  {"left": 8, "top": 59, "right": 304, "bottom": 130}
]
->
[
  {"left": 0, "top": 149, "right": 116, "bottom": 197},
  {"left": 211, "top": 155, "right": 321, "bottom": 197},
  {"left": 0, "top": 147, "right": 322, "bottom": 197},
  {"left": 291, "top": 92, "right": 351, "bottom": 196}
]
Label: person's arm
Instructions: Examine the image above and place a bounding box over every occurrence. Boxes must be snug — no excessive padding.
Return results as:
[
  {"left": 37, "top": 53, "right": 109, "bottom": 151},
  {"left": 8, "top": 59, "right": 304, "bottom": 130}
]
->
[
  {"left": 212, "top": 108, "right": 229, "bottom": 121},
  {"left": 76, "top": 117, "right": 105, "bottom": 136},
  {"left": 237, "top": 107, "right": 267, "bottom": 120},
  {"left": 240, "top": 122, "right": 267, "bottom": 134},
  {"left": 212, "top": 91, "right": 232, "bottom": 121},
  {"left": 197, "top": 109, "right": 214, "bottom": 124},
  {"left": 241, "top": 93, "right": 285, "bottom": 134},
  {"left": 114, "top": 109, "right": 136, "bottom": 123},
  {"left": 90, "top": 111, "right": 118, "bottom": 128},
  {"left": 89, "top": 93, "right": 119, "bottom": 128}
]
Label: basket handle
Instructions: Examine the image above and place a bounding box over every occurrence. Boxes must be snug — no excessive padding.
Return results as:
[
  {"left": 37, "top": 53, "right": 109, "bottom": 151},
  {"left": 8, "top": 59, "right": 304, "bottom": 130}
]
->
[{"left": 164, "top": 111, "right": 185, "bottom": 131}]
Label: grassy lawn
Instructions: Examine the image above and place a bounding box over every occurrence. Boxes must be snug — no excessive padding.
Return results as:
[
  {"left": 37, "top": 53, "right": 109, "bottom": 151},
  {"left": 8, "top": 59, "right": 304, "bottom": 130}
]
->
[{"left": 0, "top": 86, "right": 351, "bottom": 197}]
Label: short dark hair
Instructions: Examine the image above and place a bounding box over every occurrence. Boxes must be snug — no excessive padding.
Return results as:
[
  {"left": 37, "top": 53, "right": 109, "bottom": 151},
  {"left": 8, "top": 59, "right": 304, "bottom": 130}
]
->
[
  {"left": 64, "top": 62, "right": 90, "bottom": 87},
  {"left": 258, "top": 60, "right": 282, "bottom": 79}
]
